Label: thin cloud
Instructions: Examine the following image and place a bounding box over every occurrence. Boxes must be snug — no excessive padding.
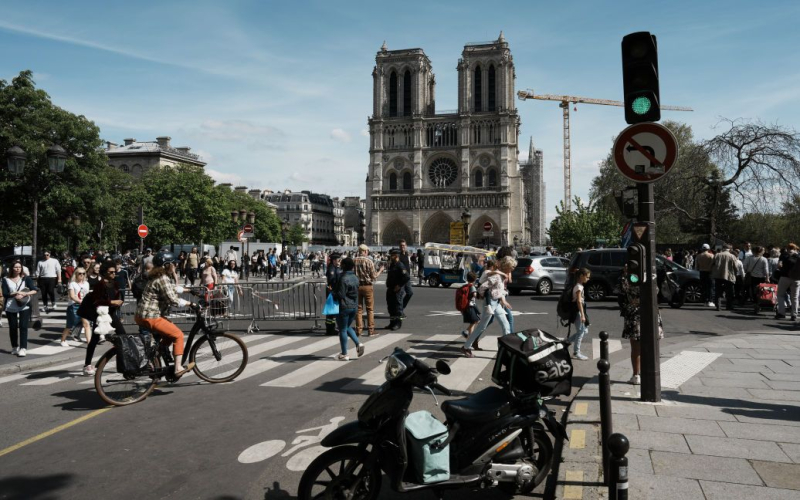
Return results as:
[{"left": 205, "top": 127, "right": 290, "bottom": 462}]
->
[{"left": 330, "top": 128, "right": 352, "bottom": 143}]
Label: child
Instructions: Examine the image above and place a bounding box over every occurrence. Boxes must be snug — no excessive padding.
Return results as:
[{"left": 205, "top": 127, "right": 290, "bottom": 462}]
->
[
  {"left": 462, "top": 258, "right": 514, "bottom": 358},
  {"left": 460, "top": 272, "right": 481, "bottom": 348},
  {"left": 569, "top": 268, "right": 591, "bottom": 360}
]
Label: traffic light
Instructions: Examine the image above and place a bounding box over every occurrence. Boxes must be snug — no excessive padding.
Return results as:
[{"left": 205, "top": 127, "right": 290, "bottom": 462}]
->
[
  {"left": 621, "top": 32, "right": 660, "bottom": 124},
  {"left": 627, "top": 243, "right": 646, "bottom": 284}
]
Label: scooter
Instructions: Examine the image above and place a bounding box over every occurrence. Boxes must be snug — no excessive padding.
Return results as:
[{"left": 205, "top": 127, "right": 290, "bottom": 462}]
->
[{"left": 296, "top": 347, "right": 567, "bottom": 500}]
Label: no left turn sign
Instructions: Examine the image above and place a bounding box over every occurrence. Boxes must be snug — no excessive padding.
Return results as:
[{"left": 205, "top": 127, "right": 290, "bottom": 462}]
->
[{"left": 613, "top": 122, "right": 679, "bottom": 183}]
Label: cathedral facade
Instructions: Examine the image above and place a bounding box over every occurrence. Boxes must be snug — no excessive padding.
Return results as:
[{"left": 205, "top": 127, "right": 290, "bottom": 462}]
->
[{"left": 365, "top": 34, "right": 526, "bottom": 247}]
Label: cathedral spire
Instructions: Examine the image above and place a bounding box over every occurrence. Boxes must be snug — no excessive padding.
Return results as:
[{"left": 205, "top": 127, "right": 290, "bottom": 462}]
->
[
  {"left": 528, "top": 136, "right": 534, "bottom": 161},
  {"left": 381, "top": 40, "right": 388, "bottom": 52},
  {"left": 498, "top": 31, "right": 505, "bottom": 42}
]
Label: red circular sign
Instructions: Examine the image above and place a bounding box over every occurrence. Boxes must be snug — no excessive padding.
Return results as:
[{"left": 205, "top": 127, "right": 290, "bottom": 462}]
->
[
  {"left": 613, "top": 123, "right": 679, "bottom": 183},
  {"left": 243, "top": 223, "right": 254, "bottom": 233},
  {"left": 483, "top": 222, "right": 493, "bottom": 231},
  {"left": 137, "top": 224, "right": 149, "bottom": 238}
]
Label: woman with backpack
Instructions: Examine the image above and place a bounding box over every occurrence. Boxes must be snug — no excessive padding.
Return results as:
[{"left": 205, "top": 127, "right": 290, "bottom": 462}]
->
[{"left": 458, "top": 272, "right": 481, "bottom": 346}]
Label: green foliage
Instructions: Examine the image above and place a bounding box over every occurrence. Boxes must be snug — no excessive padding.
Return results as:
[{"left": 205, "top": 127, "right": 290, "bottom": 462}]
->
[
  {"left": 547, "top": 197, "right": 621, "bottom": 253},
  {"left": 286, "top": 224, "right": 308, "bottom": 246}
]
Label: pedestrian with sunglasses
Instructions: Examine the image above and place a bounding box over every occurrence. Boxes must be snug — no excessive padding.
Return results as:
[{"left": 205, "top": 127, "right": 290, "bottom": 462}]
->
[
  {"left": 78, "top": 261, "right": 125, "bottom": 376},
  {"left": 60, "top": 267, "right": 91, "bottom": 346}
]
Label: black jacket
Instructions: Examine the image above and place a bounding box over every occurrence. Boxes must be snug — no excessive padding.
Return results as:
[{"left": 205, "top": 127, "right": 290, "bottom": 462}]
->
[
  {"left": 386, "top": 261, "right": 410, "bottom": 289},
  {"left": 326, "top": 266, "right": 342, "bottom": 289},
  {"left": 333, "top": 271, "right": 359, "bottom": 310}
]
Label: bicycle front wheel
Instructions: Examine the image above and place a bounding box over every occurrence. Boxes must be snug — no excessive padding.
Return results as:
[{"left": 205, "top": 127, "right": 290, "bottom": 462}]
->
[
  {"left": 95, "top": 348, "right": 160, "bottom": 406},
  {"left": 190, "top": 332, "right": 248, "bottom": 383}
]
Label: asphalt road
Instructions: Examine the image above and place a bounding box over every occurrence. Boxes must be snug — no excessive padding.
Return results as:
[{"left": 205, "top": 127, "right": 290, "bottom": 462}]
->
[{"left": 0, "top": 281, "right": 794, "bottom": 500}]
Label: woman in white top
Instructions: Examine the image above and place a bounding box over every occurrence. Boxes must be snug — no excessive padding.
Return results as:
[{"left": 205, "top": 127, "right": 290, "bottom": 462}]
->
[
  {"left": 222, "top": 260, "right": 241, "bottom": 307},
  {"left": 2, "top": 261, "right": 39, "bottom": 356},
  {"left": 60, "top": 267, "right": 92, "bottom": 346}
]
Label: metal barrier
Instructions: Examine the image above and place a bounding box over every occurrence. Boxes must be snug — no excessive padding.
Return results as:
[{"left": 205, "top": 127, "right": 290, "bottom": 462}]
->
[{"left": 248, "top": 280, "right": 326, "bottom": 332}]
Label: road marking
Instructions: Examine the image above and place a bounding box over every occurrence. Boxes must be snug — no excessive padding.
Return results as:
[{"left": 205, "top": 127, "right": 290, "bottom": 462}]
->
[
  {"left": 563, "top": 470, "right": 584, "bottom": 499},
  {"left": 592, "top": 338, "right": 623, "bottom": 360},
  {"left": 0, "top": 407, "right": 112, "bottom": 458},
  {"left": 343, "top": 334, "right": 455, "bottom": 391},
  {"left": 426, "top": 310, "right": 548, "bottom": 317},
  {"left": 573, "top": 403, "right": 588, "bottom": 416},
  {"left": 262, "top": 334, "right": 409, "bottom": 388},
  {"left": 661, "top": 351, "right": 722, "bottom": 389},
  {"left": 569, "top": 430, "right": 586, "bottom": 449},
  {"left": 446, "top": 338, "right": 498, "bottom": 393},
  {"left": 235, "top": 337, "right": 341, "bottom": 382}
]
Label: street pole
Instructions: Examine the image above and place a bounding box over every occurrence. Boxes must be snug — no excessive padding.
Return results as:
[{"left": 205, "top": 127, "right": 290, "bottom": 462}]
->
[
  {"left": 138, "top": 206, "right": 144, "bottom": 254},
  {"left": 638, "top": 182, "right": 661, "bottom": 402},
  {"left": 31, "top": 198, "right": 40, "bottom": 321}
]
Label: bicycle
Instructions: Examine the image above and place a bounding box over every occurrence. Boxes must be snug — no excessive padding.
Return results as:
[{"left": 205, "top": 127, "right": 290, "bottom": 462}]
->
[{"left": 94, "top": 300, "right": 249, "bottom": 406}]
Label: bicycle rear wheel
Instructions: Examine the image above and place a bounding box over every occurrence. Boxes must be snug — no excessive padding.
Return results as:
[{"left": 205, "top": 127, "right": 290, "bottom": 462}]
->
[
  {"left": 95, "top": 348, "right": 160, "bottom": 406},
  {"left": 190, "top": 332, "right": 248, "bottom": 383}
]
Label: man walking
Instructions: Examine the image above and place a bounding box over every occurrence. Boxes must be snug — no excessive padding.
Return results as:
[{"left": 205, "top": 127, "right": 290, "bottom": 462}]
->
[
  {"left": 385, "top": 248, "right": 410, "bottom": 331},
  {"left": 711, "top": 244, "right": 738, "bottom": 311},
  {"left": 354, "top": 244, "right": 383, "bottom": 337},
  {"left": 695, "top": 244, "right": 715, "bottom": 307},
  {"left": 185, "top": 247, "right": 200, "bottom": 286},
  {"left": 398, "top": 240, "right": 413, "bottom": 316},
  {"left": 36, "top": 251, "right": 61, "bottom": 313}
]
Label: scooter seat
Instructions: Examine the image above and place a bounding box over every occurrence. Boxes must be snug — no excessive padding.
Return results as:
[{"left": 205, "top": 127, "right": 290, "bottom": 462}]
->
[{"left": 441, "top": 386, "right": 512, "bottom": 424}]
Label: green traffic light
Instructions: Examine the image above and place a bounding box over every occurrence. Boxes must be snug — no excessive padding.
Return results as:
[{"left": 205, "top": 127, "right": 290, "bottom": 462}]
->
[
  {"left": 631, "top": 96, "right": 651, "bottom": 115},
  {"left": 629, "top": 274, "right": 640, "bottom": 284}
]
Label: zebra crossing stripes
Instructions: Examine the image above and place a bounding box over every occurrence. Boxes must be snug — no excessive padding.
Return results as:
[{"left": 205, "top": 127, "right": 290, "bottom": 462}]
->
[
  {"left": 235, "top": 337, "right": 342, "bottom": 382},
  {"left": 445, "top": 340, "right": 498, "bottom": 393},
  {"left": 262, "top": 334, "right": 410, "bottom": 388},
  {"left": 591, "top": 338, "right": 623, "bottom": 360}
]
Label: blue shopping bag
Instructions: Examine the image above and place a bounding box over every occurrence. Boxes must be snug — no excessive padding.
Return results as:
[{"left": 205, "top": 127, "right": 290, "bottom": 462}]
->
[{"left": 322, "top": 293, "right": 339, "bottom": 316}]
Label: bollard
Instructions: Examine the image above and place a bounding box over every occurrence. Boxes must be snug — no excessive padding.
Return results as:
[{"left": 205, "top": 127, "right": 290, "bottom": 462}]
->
[
  {"left": 608, "top": 433, "right": 629, "bottom": 500},
  {"left": 597, "top": 358, "right": 613, "bottom": 483},
  {"left": 599, "top": 330, "right": 609, "bottom": 362}
]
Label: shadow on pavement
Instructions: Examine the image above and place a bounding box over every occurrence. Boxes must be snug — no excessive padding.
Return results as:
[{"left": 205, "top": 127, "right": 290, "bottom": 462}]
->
[
  {"left": 662, "top": 390, "right": 800, "bottom": 422},
  {"left": 0, "top": 473, "right": 74, "bottom": 500},
  {"left": 263, "top": 481, "right": 294, "bottom": 499}
]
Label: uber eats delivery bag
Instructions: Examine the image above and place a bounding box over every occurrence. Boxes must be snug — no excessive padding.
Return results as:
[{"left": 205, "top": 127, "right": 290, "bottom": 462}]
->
[
  {"left": 492, "top": 329, "right": 573, "bottom": 397},
  {"left": 109, "top": 333, "right": 150, "bottom": 375},
  {"left": 404, "top": 410, "right": 450, "bottom": 484}
]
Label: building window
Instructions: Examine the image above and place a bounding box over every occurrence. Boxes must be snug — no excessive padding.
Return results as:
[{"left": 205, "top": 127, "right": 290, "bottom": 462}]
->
[
  {"left": 488, "top": 64, "right": 496, "bottom": 111},
  {"left": 403, "top": 70, "right": 412, "bottom": 116},
  {"left": 403, "top": 171, "right": 412, "bottom": 190},
  {"left": 475, "top": 170, "right": 483, "bottom": 187},
  {"left": 121, "top": 164, "right": 129, "bottom": 173},
  {"left": 428, "top": 157, "right": 458, "bottom": 188},
  {"left": 488, "top": 168, "right": 497, "bottom": 187},
  {"left": 474, "top": 66, "right": 482, "bottom": 112},
  {"left": 389, "top": 172, "right": 397, "bottom": 190},
  {"left": 389, "top": 71, "right": 398, "bottom": 117}
]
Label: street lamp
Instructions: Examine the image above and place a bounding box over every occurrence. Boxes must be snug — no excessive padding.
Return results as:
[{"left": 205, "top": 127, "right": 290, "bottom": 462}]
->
[
  {"left": 231, "top": 208, "right": 256, "bottom": 278},
  {"left": 460, "top": 207, "right": 471, "bottom": 245}
]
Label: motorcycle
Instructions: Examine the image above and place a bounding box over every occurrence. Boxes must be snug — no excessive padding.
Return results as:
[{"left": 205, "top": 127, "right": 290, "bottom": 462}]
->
[{"left": 296, "top": 347, "right": 567, "bottom": 500}]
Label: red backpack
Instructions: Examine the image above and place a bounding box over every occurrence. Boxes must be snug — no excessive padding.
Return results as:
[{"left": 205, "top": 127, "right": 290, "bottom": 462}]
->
[{"left": 455, "top": 284, "right": 471, "bottom": 312}]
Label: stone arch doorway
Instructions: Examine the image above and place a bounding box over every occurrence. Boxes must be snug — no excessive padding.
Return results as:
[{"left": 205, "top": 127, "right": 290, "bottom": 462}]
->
[
  {"left": 381, "top": 219, "right": 412, "bottom": 246},
  {"left": 421, "top": 211, "right": 454, "bottom": 244},
  {"left": 468, "top": 214, "right": 501, "bottom": 247}
]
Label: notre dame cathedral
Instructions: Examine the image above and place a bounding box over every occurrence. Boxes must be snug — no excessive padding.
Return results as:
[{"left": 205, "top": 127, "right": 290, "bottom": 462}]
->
[{"left": 365, "top": 33, "right": 545, "bottom": 247}]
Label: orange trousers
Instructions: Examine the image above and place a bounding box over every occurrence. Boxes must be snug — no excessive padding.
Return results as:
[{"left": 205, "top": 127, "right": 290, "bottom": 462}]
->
[{"left": 135, "top": 316, "right": 185, "bottom": 356}]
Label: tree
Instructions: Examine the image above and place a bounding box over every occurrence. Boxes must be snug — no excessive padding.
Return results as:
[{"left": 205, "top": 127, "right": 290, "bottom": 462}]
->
[
  {"left": 286, "top": 224, "right": 308, "bottom": 246},
  {"left": 547, "top": 197, "right": 620, "bottom": 253}
]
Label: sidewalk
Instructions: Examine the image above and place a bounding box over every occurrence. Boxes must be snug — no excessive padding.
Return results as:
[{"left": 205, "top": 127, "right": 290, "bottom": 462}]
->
[{"left": 558, "top": 331, "right": 800, "bottom": 499}]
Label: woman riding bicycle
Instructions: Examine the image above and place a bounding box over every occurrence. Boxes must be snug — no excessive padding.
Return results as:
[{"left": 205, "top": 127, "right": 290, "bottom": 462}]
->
[{"left": 134, "top": 252, "right": 195, "bottom": 377}]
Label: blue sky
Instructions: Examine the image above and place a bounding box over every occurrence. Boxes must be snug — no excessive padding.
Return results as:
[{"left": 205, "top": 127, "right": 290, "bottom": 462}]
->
[{"left": 2, "top": 1, "right": 799, "bottom": 223}]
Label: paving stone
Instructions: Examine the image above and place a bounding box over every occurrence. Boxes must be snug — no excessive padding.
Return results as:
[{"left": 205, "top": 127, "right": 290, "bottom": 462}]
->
[
  {"left": 699, "top": 376, "right": 770, "bottom": 389},
  {"left": 720, "top": 421, "right": 800, "bottom": 444},
  {"left": 626, "top": 447, "right": 653, "bottom": 475},
  {"left": 637, "top": 415, "right": 725, "bottom": 437},
  {"left": 651, "top": 450, "right": 762, "bottom": 484},
  {"left": 686, "top": 434, "right": 792, "bottom": 462},
  {"left": 700, "top": 370, "right": 769, "bottom": 381},
  {"left": 611, "top": 412, "right": 640, "bottom": 432},
  {"left": 699, "top": 480, "right": 800, "bottom": 499},
  {"left": 763, "top": 372, "right": 800, "bottom": 382},
  {"left": 765, "top": 380, "right": 800, "bottom": 391},
  {"left": 749, "top": 352, "right": 800, "bottom": 360},
  {"left": 748, "top": 389, "right": 800, "bottom": 402},
  {"left": 686, "top": 347, "right": 754, "bottom": 358},
  {"left": 623, "top": 429, "right": 690, "bottom": 452},
  {"left": 728, "top": 358, "right": 794, "bottom": 369},
  {"left": 751, "top": 460, "right": 800, "bottom": 490},
  {"left": 678, "top": 386, "right": 754, "bottom": 399},
  {"left": 655, "top": 404, "right": 739, "bottom": 421},
  {"left": 784, "top": 359, "right": 800, "bottom": 367},
  {"left": 778, "top": 443, "right": 800, "bottom": 463},
  {"left": 629, "top": 474, "right": 703, "bottom": 499},
  {"left": 734, "top": 413, "right": 800, "bottom": 428},
  {"left": 610, "top": 400, "right": 658, "bottom": 416},
  {"left": 706, "top": 363, "right": 774, "bottom": 373}
]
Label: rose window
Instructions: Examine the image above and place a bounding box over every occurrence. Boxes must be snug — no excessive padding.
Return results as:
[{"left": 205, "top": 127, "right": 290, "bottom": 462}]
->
[{"left": 428, "top": 158, "right": 458, "bottom": 188}]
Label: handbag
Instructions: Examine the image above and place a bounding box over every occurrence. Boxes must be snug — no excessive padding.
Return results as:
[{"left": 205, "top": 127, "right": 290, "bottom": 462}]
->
[{"left": 322, "top": 292, "right": 339, "bottom": 316}]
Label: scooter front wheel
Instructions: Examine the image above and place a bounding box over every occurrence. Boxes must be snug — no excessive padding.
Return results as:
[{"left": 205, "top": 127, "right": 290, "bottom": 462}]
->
[{"left": 297, "top": 446, "right": 381, "bottom": 500}]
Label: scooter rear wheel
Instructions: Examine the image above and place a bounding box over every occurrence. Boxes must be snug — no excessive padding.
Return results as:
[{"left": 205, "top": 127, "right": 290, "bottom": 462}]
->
[
  {"left": 297, "top": 446, "right": 381, "bottom": 500},
  {"left": 498, "top": 428, "right": 553, "bottom": 495}
]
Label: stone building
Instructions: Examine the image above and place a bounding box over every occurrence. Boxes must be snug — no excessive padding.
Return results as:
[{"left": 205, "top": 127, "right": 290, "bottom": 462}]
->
[
  {"left": 262, "top": 190, "right": 341, "bottom": 245},
  {"left": 365, "top": 34, "right": 525, "bottom": 246},
  {"left": 519, "top": 137, "right": 546, "bottom": 245},
  {"left": 106, "top": 136, "right": 205, "bottom": 177}
]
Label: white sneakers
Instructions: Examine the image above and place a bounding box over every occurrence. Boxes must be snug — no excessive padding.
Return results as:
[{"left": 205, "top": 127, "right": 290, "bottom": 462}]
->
[
  {"left": 17, "top": 348, "right": 27, "bottom": 357},
  {"left": 337, "top": 354, "right": 350, "bottom": 361},
  {"left": 83, "top": 365, "right": 96, "bottom": 376},
  {"left": 573, "top": 352, "right": 589, "bottom": 361},
  {"left": 628, "top": 374, "right": 641, "bottom": 385},
  {"left": 706, "top": 302, "right": 715, "bottom": 307},
  {"left": 60, "top": 340, "right": 69, "bottom": 347}
]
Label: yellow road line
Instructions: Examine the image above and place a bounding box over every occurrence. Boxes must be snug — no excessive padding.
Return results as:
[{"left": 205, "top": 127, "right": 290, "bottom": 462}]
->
[
  {"left": 570, "top": 429, "right": 586, "bottom": 449},
  {"left": 563, "top": 470, "right": 584, "bottom": 499},
  {"left": 0, "top": 407, "right": 112, "bottom": 458},
  {"left": 573, "top": 402, "right": 588, "bottom": 415}
]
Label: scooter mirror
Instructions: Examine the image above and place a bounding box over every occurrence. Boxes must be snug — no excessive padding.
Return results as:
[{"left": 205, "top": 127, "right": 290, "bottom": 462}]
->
[{"left": 435, "top": 359, "right": 451, "bottom": 375}]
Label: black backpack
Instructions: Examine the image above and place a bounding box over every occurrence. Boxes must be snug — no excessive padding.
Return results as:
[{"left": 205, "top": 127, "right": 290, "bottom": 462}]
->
[
  {"left": 556, "top": 284, "right": 577, "bottom": 326},
  {"left": 131, "top": 275, "right": 148, "bottom": 301}
]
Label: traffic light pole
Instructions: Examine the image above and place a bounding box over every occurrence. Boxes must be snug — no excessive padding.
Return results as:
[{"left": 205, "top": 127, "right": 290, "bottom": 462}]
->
[{"left": 638, "top": 182, "right": 661, "bottom": 402}]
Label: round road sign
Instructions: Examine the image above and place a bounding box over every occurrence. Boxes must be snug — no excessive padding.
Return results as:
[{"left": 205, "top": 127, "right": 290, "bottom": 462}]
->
[
  {"left": 137, "top": 224, "right": 149, "bottom": 238},
  {"left": 613, "top": 122, "right": 679, "bottom": 183},
  {"left": 238, "top": 230, "right": 246, "bottom": 242},
  {"left": 243, "top": 223, "right": 254, "bottom": 233},
  {"left": 483, "top": 221, "right": 493, "bottom": 231}
]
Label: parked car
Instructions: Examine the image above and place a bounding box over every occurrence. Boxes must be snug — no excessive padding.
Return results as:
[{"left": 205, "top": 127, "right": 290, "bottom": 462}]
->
[
  {"left": 567, "top": 249, "right": 701, "bottom": 302},
  {"left": 508, "top": 256, "right": 571, "bottom": 295}
]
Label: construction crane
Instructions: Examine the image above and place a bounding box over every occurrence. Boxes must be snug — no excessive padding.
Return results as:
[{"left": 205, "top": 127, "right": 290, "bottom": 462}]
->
[{"left": 517, "top": 89, "right": 693, "bottom": 211}]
